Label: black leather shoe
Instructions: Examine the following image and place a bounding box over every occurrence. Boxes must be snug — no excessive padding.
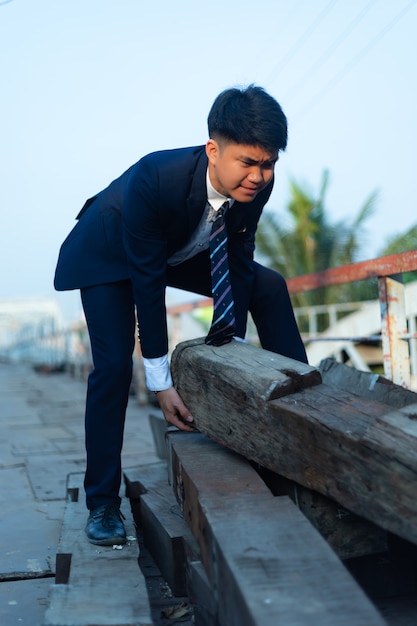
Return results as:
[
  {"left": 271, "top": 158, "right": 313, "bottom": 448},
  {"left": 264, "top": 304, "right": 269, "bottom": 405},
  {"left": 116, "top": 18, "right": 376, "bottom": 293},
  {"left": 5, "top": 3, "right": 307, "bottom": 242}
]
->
[{"left": 85, "top": 504, "right": 127, "bottom": 546}]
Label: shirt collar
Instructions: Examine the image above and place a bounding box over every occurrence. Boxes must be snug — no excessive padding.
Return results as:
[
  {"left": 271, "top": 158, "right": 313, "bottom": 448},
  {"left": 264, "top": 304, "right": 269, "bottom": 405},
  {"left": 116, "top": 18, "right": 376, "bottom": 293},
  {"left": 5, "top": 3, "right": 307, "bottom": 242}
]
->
[{"left": 206, "top": 169, "right": 235, "bottom": 211}]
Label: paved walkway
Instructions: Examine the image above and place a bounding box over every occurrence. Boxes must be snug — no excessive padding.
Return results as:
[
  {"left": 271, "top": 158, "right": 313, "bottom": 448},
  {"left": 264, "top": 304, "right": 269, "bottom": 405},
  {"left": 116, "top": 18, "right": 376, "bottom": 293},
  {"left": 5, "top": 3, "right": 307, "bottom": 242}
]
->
[{"left": 0, "top": 361, "right": 160, "bottom": 625}]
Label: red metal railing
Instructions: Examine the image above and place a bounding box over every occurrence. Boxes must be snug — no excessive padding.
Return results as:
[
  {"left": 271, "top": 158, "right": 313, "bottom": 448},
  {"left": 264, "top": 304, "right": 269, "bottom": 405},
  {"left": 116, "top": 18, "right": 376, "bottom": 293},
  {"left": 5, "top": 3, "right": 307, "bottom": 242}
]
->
[
  {"left": 286, "top": 250, "right": 417, "bottom": 388},
  {"left": 167, "top": 250, "right": 417, "bottom": 389},
  {"left": 286, "top": 250, "right": 417, "bottom": 292}
]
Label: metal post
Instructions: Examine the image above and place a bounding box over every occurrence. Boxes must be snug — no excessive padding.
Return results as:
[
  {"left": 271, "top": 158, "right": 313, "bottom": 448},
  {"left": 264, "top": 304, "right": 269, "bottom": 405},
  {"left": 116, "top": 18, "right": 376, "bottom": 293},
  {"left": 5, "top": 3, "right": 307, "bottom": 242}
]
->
[
  {"left": 408, "top": 314, "right": 417, "bottom": 388},
  {"left": 378, "top": 275, "right": 411, "bottom": 388}
]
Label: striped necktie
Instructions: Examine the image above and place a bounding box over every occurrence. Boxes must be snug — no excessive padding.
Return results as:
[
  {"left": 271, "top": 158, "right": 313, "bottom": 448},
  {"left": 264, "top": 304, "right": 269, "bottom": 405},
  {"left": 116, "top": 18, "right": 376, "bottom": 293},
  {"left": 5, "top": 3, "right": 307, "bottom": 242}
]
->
[{"left": 205, "top": 201, "right": 236, "bottom": 346}]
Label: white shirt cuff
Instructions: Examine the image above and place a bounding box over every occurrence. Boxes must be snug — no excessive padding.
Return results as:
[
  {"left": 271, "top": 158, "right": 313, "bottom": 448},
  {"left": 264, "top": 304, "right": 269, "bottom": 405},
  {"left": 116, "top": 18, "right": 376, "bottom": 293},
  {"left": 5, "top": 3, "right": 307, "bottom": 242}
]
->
[{"left": 142, "top": 354, "right": 173, "bottom": 391}]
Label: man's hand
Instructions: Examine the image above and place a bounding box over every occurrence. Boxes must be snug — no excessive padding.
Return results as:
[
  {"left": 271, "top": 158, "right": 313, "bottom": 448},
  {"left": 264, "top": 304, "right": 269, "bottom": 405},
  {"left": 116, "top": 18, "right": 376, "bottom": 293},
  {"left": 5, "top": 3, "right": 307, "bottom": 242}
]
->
[{"left": 156, "top": 387, "right": 195, "bottom": 432}]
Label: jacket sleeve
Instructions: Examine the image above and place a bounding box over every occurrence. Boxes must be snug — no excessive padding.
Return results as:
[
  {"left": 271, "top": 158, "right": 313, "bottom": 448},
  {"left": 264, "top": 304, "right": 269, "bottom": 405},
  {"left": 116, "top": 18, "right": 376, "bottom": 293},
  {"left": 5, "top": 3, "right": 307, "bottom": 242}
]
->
[{"left": 122, "top": 156, "right": 170, "bottom": 359}]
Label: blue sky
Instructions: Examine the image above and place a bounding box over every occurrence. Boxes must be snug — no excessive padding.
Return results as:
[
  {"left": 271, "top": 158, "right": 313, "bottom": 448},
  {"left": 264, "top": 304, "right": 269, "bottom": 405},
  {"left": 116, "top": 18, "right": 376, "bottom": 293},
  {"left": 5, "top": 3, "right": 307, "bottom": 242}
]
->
[{"left": 1, "top": 0, "right": 416, "bottom": 321}]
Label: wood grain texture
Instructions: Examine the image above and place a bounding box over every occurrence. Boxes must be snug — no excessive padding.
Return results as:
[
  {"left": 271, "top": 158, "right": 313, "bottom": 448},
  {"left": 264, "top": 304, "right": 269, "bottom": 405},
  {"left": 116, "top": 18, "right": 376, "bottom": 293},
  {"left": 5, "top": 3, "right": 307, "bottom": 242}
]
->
[
  {"left": 171, "top": 338, "right": 417, "bottom": 545},
  {"left": 319, "top": 357, "right": 417, "bottom": 409},
  {"left": 168, "top": 432, "right": 385, "bottom": 626},
  {"left": 172, "top": 337, "right": 321, "bottom": 403}
]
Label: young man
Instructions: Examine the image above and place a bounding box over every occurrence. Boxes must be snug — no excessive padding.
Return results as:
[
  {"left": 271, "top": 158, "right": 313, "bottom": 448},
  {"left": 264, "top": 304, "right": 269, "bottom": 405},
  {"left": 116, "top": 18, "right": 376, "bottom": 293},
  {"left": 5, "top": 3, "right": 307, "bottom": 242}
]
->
[{"left": 54, "top": 85, "right": 307, "bottom": 546}]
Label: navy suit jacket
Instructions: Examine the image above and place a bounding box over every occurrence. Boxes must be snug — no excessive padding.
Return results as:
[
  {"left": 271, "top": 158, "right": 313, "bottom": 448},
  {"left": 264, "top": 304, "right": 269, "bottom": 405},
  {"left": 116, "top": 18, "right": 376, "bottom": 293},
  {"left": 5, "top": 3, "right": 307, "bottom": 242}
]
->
[{"left": 54, "top": 145, "right": 274, "bottom": 358}]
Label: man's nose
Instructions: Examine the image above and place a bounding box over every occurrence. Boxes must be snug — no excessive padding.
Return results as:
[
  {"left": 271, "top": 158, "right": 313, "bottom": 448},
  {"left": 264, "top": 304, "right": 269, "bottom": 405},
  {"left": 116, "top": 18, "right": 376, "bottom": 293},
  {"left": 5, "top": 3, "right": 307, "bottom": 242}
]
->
[{"left": 248, "top": 167, "right": 262, "bottom": 183}]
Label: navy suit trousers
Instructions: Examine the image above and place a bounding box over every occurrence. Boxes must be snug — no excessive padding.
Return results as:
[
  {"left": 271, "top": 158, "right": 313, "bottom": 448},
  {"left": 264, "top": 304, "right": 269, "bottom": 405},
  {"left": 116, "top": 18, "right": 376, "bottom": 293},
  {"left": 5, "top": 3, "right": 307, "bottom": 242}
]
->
[{"left": 81, "top": 256, "right": 307, "bottom": 510}]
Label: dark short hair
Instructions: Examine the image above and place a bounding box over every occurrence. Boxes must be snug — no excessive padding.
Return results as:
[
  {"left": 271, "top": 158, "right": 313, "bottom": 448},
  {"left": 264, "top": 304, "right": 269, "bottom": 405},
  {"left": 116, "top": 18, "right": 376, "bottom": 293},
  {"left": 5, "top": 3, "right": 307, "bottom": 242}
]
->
[{"left": 207, "top": 85, "right": 287, "bottom": 153}]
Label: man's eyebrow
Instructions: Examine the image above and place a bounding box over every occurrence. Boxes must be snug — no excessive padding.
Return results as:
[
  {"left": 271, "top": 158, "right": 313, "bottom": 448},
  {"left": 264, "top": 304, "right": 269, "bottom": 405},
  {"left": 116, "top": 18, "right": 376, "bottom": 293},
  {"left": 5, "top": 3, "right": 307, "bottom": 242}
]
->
[{"left": 240, "top": 155, "right": 279, "bottom": 165}]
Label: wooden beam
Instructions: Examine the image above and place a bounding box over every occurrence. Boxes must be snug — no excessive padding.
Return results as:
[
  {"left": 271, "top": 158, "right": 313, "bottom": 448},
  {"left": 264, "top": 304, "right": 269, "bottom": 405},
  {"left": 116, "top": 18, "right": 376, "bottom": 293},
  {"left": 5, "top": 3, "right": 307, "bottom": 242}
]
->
[
  {"left": 171, "top": 338, "right": 417, "bottom": 545},
  {"left": 258, "top": 469, "right": 387, "bottom": 560},
  {"left": 167, "top": 431, "right": 385, "bottom": 625},
  {"left": 172, "top": 336, "right": 321, "bottom": 409},
  {"left": 319, "top": 357, "right": 417, "bottom": 409},
  {"left": 125, "top": 462, "right": 193, "bottom": 597}
]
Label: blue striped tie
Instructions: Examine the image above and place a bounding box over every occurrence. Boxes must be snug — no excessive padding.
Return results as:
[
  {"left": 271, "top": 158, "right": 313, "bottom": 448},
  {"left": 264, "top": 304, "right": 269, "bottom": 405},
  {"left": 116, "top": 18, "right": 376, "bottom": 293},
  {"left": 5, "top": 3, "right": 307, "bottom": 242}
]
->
[{"left": 205, "top": 201, "right": 236, "bottom": 346}]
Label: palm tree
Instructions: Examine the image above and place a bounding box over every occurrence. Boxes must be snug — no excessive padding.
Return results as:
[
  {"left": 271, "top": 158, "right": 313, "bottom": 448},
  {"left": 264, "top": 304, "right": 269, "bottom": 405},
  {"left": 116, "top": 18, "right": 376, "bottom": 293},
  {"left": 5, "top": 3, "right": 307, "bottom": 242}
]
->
[
  {"left": 377, "top": 225, "right": 417, "bottom": 284},
  {"left": 255, "top": 170, "right": 378, "bottom": 329}
]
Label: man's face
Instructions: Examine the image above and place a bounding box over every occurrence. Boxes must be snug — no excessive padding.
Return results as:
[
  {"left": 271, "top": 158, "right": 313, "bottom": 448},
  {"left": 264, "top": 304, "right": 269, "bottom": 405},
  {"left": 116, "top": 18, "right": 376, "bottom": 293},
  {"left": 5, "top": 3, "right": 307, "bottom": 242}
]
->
[{"left": 206, "top": 139, "right": 278, "bottom": 203}]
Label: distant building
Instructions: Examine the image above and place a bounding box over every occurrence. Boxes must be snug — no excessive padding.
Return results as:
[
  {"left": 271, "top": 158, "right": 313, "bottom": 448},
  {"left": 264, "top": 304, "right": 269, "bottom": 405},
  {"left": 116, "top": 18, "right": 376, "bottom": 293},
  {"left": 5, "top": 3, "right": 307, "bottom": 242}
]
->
[{"left": 0, "top": 297, "right": 64, "bottom": 363}]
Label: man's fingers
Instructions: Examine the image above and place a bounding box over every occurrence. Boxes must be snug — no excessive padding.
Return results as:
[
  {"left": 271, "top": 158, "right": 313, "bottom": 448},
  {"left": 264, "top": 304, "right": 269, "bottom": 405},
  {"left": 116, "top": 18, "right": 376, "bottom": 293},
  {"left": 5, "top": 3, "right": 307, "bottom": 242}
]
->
[
  {"left": 168, "top": 415, "right": 195, "bottom": 432},
  {"left": 164, "top": 407, "right": 195, "bottom": 431},
  {"left": 156, "top": 387, "right": 195, "bottom": 431},
  {"left": 175, "top": 401, "right": 194, "bottom": 423}
]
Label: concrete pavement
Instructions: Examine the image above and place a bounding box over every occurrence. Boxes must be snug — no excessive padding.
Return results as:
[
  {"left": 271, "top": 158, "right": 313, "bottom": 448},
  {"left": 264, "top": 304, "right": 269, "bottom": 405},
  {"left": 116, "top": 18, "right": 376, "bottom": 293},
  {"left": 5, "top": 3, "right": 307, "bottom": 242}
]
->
[{"left": 0, "top": 361, "right": 160, "bottom": 625}]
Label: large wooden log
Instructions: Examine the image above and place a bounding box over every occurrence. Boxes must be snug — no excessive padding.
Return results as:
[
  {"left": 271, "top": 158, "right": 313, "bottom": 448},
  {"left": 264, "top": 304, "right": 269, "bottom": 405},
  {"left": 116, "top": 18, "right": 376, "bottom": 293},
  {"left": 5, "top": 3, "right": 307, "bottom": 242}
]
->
[{"left": 171, "top": 338, "right": 417, "bottom": 545}]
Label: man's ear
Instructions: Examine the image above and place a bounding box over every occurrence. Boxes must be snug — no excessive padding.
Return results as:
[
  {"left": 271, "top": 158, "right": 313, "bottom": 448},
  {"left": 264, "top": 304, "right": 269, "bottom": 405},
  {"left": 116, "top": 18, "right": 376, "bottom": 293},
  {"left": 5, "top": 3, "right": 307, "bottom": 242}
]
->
[{"left": 205, "top": 139, "right": 219, "bottom": 165}]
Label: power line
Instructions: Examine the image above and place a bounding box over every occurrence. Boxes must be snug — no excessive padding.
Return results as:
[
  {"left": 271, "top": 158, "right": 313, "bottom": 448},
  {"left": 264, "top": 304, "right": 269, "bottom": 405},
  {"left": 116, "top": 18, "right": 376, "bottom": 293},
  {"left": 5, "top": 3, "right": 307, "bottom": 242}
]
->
[
  {"left": 284, "top": 0, "right": 378, "bottom": 104},
  {"left": 264, "top": 0, "right": 339, "bottom": 85},
  {"left": 0, "top": 0, "right": 13, "bottom": 6},
  {"left": 293, "top": 0, "right": 417, "bottom": 120}
]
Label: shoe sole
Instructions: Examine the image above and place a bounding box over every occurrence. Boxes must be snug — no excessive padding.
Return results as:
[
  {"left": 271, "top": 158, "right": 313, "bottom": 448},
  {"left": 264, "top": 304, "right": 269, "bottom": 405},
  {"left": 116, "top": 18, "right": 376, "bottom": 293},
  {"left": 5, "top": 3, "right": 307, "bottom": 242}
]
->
[{"left": 86, "top": 535, "right": 127, "bottom": 546}]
